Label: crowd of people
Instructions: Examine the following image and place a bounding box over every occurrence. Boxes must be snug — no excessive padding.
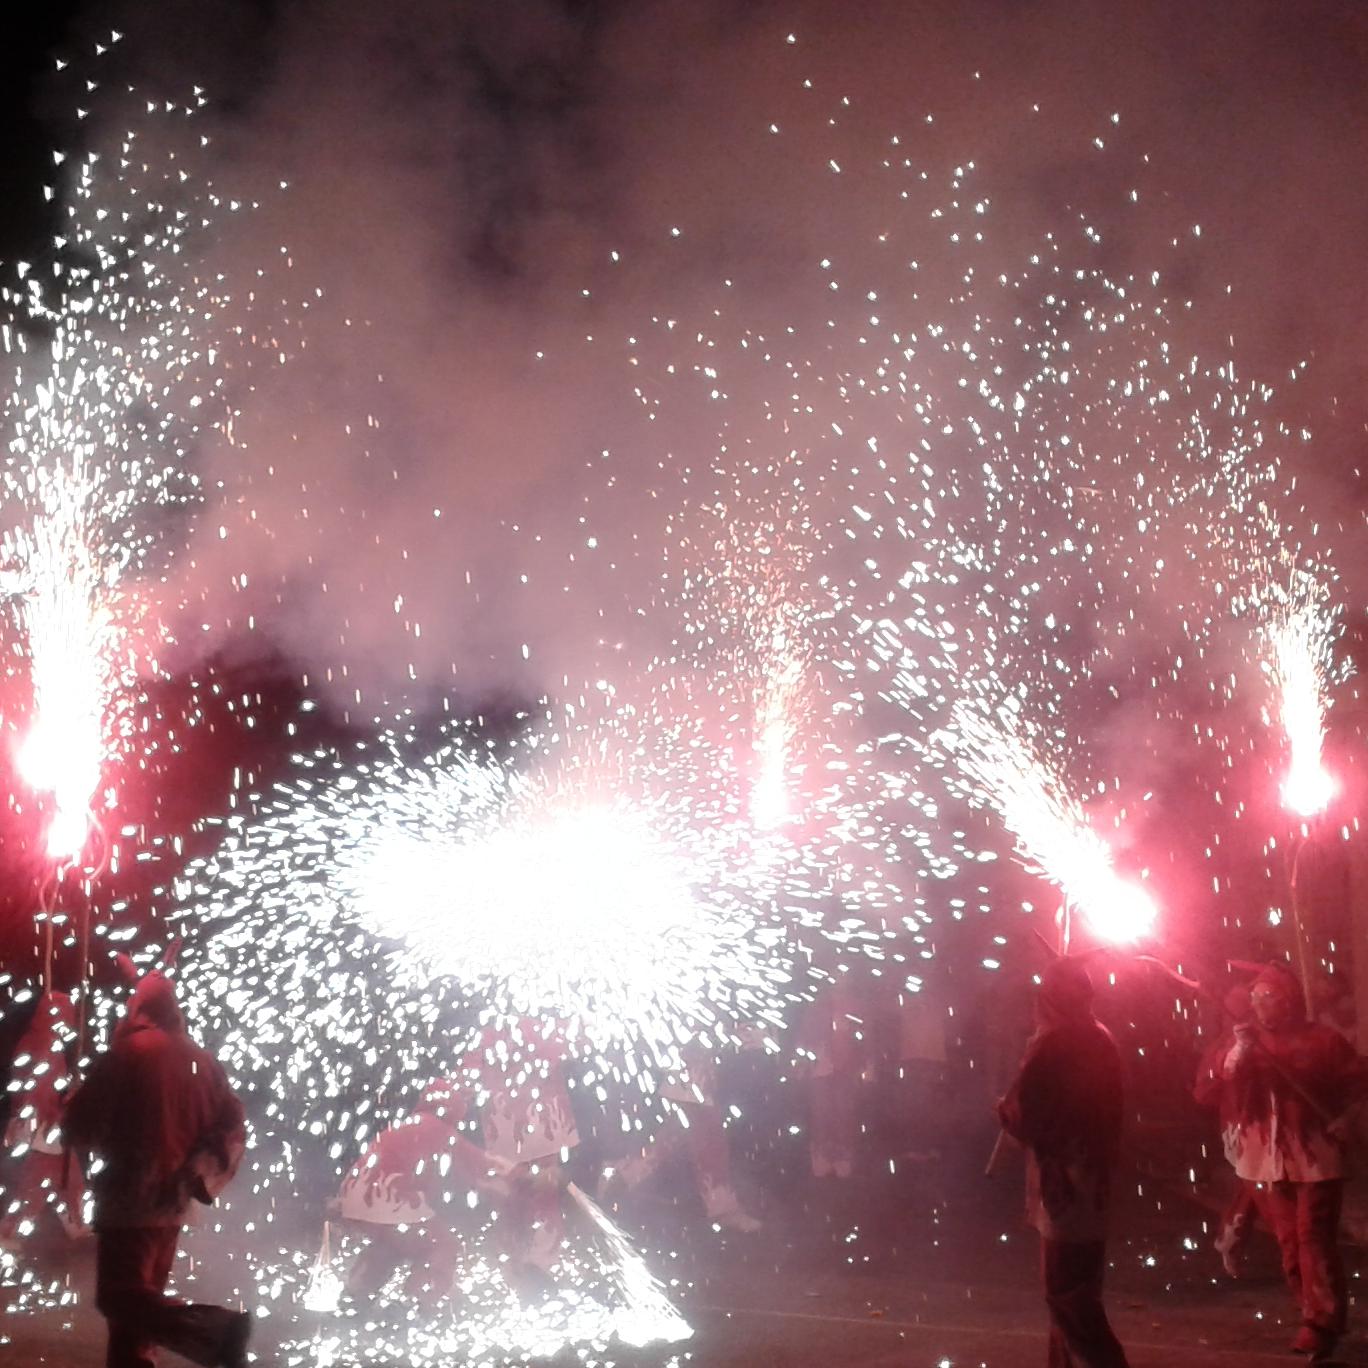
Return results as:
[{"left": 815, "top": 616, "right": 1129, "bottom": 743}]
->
[{"left": 0, "top": 944, "right": 1366, "bottom": 1367}]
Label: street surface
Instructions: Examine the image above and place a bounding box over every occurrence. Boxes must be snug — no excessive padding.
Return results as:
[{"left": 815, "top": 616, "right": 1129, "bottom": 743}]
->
[{"left": 4, "top": 1140, "right": 1367, "bottom": 1366}]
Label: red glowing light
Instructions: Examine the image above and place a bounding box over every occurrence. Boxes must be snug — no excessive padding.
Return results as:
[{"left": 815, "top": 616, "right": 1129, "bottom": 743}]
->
[{"left": 17, "top": 720, "right": 96, "bottom": 861}]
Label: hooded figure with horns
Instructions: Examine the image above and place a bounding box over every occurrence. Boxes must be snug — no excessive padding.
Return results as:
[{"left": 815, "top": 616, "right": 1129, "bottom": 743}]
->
[
  {"left": 63, "top": 970, "right": 249, "bottom": 1368},
  {"left": 997, "top": 957, "right": 1129, "bottom": 1368},
  {"left": 1216, "top": 962, "right": 1366, "bottom": 1361}
]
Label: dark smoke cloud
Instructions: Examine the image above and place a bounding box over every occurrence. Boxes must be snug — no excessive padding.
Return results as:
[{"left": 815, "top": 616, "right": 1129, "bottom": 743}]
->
[{"left": 52, "top": 0, "right": 1368, "bottom": 719}]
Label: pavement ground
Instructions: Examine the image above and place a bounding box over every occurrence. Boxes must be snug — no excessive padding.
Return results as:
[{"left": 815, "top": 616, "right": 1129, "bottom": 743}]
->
[{"left": 5, "top": 1144, "right": 1368, "bottom": 1366}]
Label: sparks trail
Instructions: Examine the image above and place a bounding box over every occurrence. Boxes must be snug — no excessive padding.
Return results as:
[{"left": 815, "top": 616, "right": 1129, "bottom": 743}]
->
[
  {"left": 793, "top": 124, "right": 1340, "bottom": 916},
  {"left": 0, "top": 39, "right": 289, "bottom": 863},
  {"left": 939, "top": 695, "right": 1156, "bottom": 946},
  {"left": 1254, "top": 568, "right": 1346, "bottom": 819}
]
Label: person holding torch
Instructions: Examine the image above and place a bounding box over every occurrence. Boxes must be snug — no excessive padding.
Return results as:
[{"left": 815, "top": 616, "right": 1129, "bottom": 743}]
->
[
  {"left": 996, "top": 957, "right": 1129, "bottom": 1368},
  {"left": 1220, "top": 963, "right": 1365, "bottom": 1362}
]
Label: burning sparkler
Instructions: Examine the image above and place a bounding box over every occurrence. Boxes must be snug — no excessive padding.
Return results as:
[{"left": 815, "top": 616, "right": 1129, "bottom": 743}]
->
[
  {"left": 944, "top": 698, "right": 1156, "bottom": 945},
  {"left": 1, "top": 39, "right": 291, "bottom": 866},
  {"left": 1261, "top": 575, "right": 1343, "bottom": 818},
  {"left": 7, "top": 463, "right": 128, "bottom": 861}
]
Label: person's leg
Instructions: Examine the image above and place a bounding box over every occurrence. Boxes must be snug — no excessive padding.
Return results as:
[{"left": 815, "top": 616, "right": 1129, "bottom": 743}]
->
[
  {"left": 96, "top": 1224, "right": 248, "bottom": 1368},
  {"left": 1040, "top": 1238, "right": 1129, "bottom": 1368},
  {"left": 684, "top": 1102, "right": 761, "bottom": 1230},
  {"left": 1041, "top": 1239, "right": 1076, "bottom": 1368},
  {"left": 1213, "top": 1180, "right": 1258, "bottom": 1275},
  {"left": 808, "top": 1075, "right": 834, "bottom": 1177},
  {"left": 831, "top": 1070, "right": 860, "bottom": 1178},
  {"left": 612, "top": 1115, "right": 678, "bottom": 1194},
  {"left": 1262, "top": 1181, "right": 1304, "bottom": 1306},
  {"left": 524, "top": 1161, "right": 565, "bottom": 1270},
  {"left": 1295, "top": 1180, "right": 1346, "bottom": 1339},
  {"left": 402, "top": 1225, "right": 462, "bottom": 1307},
  {"left": 50, "top": 1150, "right": 90, "bottom": 1237},
  {"left": 346, "top": 1224, "right": 405, "bottom": 1299},
  {"left": 501, "top": 1161, "right": 565, "bottom": 1272},
  {"left": 96, "top": 1227, "right": 165, "bottom": 1368}
]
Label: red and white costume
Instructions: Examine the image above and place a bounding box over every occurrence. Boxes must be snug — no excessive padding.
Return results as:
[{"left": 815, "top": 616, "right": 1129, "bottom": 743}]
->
[
  {"left": 335, "top": 1082, "right": 509, "bottom": 1304},
  {"left": 1216, "top": 966, "right": 1367, "bottom": 1355}
]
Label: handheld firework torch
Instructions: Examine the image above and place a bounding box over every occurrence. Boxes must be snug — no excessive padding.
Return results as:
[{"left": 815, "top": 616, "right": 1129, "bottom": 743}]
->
[
  {"left": 985, "top": 873, "right": 1159, "bottom": 1179},
  {"left": 950, "top": 701, "right": 1161, "bottom": 1177},
  {"left": 1266, "top": 588, "right": 1341, "bottom": 1021},
  {"left": 18, "top": 700, "right": 109, "bottom": 1069}
]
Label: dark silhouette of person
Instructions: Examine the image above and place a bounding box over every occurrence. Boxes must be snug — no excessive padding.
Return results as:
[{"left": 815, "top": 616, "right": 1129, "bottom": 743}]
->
[{"left": 64, "top": 971, "right": 251, "bottom": 1368}]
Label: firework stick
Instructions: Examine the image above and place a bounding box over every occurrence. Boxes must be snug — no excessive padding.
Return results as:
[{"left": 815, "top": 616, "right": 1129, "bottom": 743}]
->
[
  {"left": 1141, "top": 951, "right": 1335, "bottom": 1127},
  {"left": 75, "top": 882, "right": 92, "bottom": 1066},
  {"left": 1289, "top": 830, "right": 1318, "bottom": 1021},
  {"left": 984, "top": 1128, "right": 1018, "bottom": 1178},
  {"left": 41, "top": 916, "right": 54, "bottom": 995}
]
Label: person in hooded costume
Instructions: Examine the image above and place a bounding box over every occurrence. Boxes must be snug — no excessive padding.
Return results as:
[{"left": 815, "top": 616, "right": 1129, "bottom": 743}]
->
[
  {"left": 1219, "top": 962, "right": 1366, "bottom": 1361},
  {"left": 997, "top": 958, "right": 1129, "bottom": 1368},
  {"left": 63, "top": 971, "right": 250, "bottom": 1368},
  {"left": 334, "top": 1079, "right": 513, "bottom": 1306},
  {"left": 1193, "top": 982, "right": 1269, "bottom": 1277}
]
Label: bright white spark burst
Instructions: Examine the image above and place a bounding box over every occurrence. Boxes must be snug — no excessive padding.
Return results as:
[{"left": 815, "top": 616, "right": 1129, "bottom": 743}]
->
[
  {"left": 942, "top": 699, "right": 1156, "bottom": 945},
  {"left": 1261, "top": 573, "right": 1345, "bottom": 817},
  {"left": 350, "top": 801, "right": 763, "bottom": 1035},
  {"left": 174, "top": 715, "right": 796, "bottom": 1108},
  {"left": 0, "top": 43, "right": 271, "bottom": 862}
]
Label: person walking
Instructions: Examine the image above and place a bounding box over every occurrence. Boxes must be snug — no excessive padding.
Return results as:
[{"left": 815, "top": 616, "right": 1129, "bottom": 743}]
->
[
  {"left": 1221, "top": 962, "right": 1365, "bottom": 1362},
  {"left": 608, "top": 1045, "right": 762, "bottom": 1232},
  {"left": 997, "top": 958, "right": 1129, "bottom": 1368},
  {"left": 63, "top": 971, "right": 250, "bottom": 1368},
  {"left": 1194, "top": 982, "right": 1269, "bottom": 1277}
]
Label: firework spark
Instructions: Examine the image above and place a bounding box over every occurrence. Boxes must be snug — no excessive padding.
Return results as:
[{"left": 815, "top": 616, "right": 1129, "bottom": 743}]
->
[
  {"left": 0, "top": 40, "right": 290, "bottom": 864},
  {"left": 171, "top": 705, "right": 803, "bottom": 1157},
  {"left": 944, "top": 699, "right": 1156, "bottom": 945},
  {"left": 1261, "top": 576, "right": 1343, "bottom": 818}
]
